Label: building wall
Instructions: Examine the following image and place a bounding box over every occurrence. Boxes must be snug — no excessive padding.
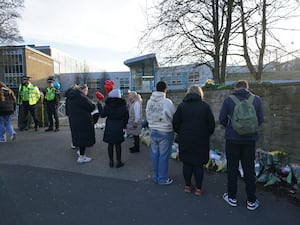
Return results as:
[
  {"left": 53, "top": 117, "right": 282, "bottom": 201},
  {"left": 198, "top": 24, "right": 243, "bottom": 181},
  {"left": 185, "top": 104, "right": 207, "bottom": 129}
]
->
[
  {"left": 24, "top": 48, "right": 54, "bottom": 88},
  {"left": 0, "top": 46, "right": 54, "bottom": 90},
  {"left": 138, "top": 82, "right": 300, "bottom": 164}
]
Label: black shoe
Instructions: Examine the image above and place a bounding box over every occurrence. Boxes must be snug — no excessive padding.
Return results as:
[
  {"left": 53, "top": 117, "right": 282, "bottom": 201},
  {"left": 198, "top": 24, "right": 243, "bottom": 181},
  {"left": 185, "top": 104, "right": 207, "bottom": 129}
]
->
[
  {"left": 45, "top": 128, "right": 53, "bottom": 132},
  {"left": 116, "top": 162, "right": 124, "bottom": 168},
  {"left": 54, "top": 128, "right": 59, "bottom": 132},
  {"left": 35, "top": 127, "right": 39, "bottom": 131},
  {"left": 109, "top": 161, "right": 114, "bottom": 168},
  {"left": 129, "top": 146, "right": 135, "bottom": 150},
  {"left": 130, "top": 147, "right": 140, "bottom": 153}
]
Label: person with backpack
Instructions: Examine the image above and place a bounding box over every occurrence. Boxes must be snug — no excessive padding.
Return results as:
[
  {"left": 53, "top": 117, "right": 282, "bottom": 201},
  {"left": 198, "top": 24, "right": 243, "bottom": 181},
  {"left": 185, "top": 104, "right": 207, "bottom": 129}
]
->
[
  {"left": 0, "top": 81, "right": 17, "bottom": 142},
  {"left": 219, "top": 80, "right": 264, "bottom": 211}
]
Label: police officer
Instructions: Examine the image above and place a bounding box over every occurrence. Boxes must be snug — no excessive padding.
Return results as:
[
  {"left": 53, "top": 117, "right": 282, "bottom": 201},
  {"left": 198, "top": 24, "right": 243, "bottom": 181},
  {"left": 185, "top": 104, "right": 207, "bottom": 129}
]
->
[
  {"left": 44, "top": 77, "right": 60, "bottom": 132},
  {"left": 17, "top": 76, "right": 41, "bottom": 131}
]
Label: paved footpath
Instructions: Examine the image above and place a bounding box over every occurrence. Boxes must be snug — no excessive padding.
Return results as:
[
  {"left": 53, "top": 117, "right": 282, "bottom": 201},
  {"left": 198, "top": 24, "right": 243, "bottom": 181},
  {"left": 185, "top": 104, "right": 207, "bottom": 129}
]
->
[{"left": 0, "top": 123, "right": 299, "bottom": 225}]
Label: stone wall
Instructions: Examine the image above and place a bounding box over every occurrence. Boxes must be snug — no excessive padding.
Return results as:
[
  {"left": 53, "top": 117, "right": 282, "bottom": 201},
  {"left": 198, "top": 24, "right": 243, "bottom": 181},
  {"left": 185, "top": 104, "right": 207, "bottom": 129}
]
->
[{"left": 139, "top": 82, "right": 300, "bottom": 164}]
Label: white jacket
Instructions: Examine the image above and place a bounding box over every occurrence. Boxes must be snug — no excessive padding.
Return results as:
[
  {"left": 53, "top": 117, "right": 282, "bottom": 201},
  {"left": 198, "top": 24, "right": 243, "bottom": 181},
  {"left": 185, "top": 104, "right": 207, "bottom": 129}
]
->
[{"left": 146, "top": 91, "right": 176, "bottom": 132}]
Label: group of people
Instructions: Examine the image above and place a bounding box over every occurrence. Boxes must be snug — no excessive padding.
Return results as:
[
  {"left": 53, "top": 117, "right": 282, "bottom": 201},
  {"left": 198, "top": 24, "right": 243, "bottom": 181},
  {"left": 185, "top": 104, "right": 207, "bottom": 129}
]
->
[
  {"left": 145, "top": 80, "right": 263, "bottom": 211},
  {"left": 1, "top": 77, "right": 264, "bottom": 211},
  {"left": 0, "top": 75, "right": 61, "bottom": 141},
  {"left": 65, "top": 83, "right": 143, "bottom": 168}
]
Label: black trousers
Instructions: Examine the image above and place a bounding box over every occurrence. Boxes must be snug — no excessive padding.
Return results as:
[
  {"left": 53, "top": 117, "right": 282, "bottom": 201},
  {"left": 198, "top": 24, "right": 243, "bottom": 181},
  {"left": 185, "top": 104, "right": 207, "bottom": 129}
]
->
[
  {"left": 46, "top": 102, "right": 59, "bottom": 129},
  {"left": 22, "top": 101, "right": 39, "bottom": 128},
  {"left": 108, "top": 143, "right": 122, "bottom": 162},
  {"left": 225, "top": 140, "right": 257, "bottom": 202},
  {"left": 182, "top": 163, "right": 204, "bottom": 189}
]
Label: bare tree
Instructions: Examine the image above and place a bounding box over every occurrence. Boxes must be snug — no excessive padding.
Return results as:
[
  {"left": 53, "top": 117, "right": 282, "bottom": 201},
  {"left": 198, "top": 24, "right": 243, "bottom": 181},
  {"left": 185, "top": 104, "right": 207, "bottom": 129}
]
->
[
  {"left": 235, "top": 0, "right": 300, "bottom": 81},
  {"left": 139, "top": 0, "right": 236, "bottom": 83},
  {"left": 0, "top": 0, "right": 24, "bottom": 44}
]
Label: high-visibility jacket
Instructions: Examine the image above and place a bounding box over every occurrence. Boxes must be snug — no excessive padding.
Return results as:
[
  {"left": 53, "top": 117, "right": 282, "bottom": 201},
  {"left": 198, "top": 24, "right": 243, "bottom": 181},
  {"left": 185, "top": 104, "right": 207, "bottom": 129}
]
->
[
  {"left": 18, "top": 83, "right": 40, "bottom": 105},
  {"left": 44, "top": 87, "right": 56, "bottom": 101}
]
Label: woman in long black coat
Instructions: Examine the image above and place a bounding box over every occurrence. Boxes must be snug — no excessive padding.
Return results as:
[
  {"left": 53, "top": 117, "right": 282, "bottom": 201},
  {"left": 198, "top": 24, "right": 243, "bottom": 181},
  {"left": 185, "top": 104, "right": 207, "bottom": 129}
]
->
[
  {"left": 173, "top": 85, "right": 215, "bottom": 195},
  {"left": 98, "top": 89, "right": 129, "bottom": 168},
  {"left": 65, "top": 84, "right": 96, "bottom": 163}
]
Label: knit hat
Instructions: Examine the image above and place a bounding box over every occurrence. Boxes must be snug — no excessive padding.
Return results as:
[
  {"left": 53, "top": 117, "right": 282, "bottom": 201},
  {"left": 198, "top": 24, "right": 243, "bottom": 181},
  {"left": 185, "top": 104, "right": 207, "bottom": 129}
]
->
[{"left": 108, "top": 88, "right": 121, "bottom": 98}]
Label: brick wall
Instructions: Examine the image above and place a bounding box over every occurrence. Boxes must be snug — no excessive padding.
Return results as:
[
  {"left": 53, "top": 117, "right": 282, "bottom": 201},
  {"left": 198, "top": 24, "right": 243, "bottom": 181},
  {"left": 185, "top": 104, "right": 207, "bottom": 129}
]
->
[{"left": 138, "top": 82, "right": 300, "bottom": 164}]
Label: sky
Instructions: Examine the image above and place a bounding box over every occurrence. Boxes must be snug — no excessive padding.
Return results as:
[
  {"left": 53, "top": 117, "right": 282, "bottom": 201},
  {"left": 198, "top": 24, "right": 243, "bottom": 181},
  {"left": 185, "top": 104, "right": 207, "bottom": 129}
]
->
[
  {"left": 18, "top": 0, "right": 300, "bottom": 72},
  {"left": 18, "top": 0, "right": 150, "bottom": 72}
]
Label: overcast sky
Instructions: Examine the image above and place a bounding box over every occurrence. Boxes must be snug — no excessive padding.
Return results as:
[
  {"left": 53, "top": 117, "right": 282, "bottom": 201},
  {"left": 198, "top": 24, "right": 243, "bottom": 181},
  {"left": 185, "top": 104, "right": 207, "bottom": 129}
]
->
[
  {"left": 18, "top": 0, "right": 300, "bottom": 72},
  {"left": 19, "top": 0, "right": 150, "bottom": 71}
]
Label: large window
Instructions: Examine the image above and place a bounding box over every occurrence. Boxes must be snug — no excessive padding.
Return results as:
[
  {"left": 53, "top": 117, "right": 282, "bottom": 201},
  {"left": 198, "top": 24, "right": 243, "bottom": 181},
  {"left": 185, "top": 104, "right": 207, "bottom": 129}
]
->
[
  {"left": 187, "top": 72, "right": 200, "bottom": 84},
  {"left": 2, "top": 49, "right": 24, "bottom": 88},
  {"left": 162, "top": 73, "right": 182, "bottom": 85}
]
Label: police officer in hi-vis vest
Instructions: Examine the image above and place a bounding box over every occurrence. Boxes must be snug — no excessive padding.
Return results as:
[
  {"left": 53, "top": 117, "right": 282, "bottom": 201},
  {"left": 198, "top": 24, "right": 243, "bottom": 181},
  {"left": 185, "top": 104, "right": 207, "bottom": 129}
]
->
[
  {"left": 17, "top": 76, "right": 41, "bottom": 131},
  {"left": 44, "top": 77, "right": 60, "bottom": 132}
]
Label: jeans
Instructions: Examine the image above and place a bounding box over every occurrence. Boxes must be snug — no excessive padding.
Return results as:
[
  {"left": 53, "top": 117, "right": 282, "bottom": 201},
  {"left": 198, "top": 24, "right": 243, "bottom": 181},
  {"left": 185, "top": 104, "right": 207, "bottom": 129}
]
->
[
  {"left": 0, "top": 115, "right": 16, "bottom": 142},
  {"left": 150, "top": 129, "right": 174, "bottom": 184},
  {"left": 225, "top": 140, "right": 257, "bottom": 202}
]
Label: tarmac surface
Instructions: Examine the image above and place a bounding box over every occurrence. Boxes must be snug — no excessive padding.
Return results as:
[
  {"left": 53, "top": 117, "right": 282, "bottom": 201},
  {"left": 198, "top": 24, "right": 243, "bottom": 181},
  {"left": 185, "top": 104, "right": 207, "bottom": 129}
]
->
[{"left": 0, "top": 119, "right": 299, "bottom": 225}]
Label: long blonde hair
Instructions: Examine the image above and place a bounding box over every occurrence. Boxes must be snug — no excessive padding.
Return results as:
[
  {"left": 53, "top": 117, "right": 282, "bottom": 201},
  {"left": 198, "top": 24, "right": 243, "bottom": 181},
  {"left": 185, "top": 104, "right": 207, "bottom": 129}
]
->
[{"left": 186, "top": 85, "right": 204, "bottom": 99}]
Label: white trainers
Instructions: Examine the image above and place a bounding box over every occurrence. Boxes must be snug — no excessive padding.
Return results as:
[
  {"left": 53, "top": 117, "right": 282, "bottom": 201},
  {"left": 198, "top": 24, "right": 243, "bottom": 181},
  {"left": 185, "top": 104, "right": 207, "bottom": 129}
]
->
[
  {"left": 77, "top": 156, "right": 92, "bottom": 163},
  {"left": 247, "top": 199, "right": 260, "bottom": 210},
  {"left": 223, "top": 193, "right": 238, "bottom": 207},
  {"left": 10, "top": 133, "right": 16, "bottom": 141}
]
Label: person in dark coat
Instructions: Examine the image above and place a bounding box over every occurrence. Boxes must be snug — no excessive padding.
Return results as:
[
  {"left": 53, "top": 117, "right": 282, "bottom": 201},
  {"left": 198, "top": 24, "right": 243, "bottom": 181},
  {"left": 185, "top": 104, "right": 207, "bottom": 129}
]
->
[
  {"left": 65, "top": 84, "right": 96, "bottom": 163},
  {"left": 173, "top": 85, "right": 215, "bottom": 196},
  {"left": 219, "top": 80, "right": 264, "bottom": 210},
  {"left": 98, "top": 89, "right": 129, "bottom": 168}
]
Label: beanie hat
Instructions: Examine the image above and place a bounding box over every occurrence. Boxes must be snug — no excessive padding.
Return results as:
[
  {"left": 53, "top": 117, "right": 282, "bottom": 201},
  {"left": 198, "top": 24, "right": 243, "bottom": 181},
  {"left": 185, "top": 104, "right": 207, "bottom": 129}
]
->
[{"left": 108, "top": 88, "right": 121, "bottom": 98}]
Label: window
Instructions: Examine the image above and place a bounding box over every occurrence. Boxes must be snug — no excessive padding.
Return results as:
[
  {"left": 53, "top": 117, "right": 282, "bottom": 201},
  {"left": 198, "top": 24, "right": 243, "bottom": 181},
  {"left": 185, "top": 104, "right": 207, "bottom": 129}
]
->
[
  {"left": 187, "top": 72, "right": 200, "bottom": 83},
  {"left": 120, "top": 77, "right": 130, "bottom": 90},
  {"left": 162, "top": 73, "right": 182, "bottom": 85}
]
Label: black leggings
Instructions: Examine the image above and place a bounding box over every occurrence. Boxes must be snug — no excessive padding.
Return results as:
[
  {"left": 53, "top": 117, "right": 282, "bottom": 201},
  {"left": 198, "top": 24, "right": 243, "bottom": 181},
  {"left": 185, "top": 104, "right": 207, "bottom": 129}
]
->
[
  {"left": 108, "top": 143, "right": 122, "bottom": 162},
  {"left": 183, "top": 163, "right": 204, "bottom": 189},
  {"left": 79, "top": 146, "right": 86, "bottom": 156}
]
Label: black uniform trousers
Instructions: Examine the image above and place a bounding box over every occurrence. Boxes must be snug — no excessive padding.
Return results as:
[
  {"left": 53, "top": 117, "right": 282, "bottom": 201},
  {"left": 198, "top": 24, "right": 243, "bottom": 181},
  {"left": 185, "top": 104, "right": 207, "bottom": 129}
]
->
[{"left": 45, "top": 101, "right": 59, "bottom": 129}]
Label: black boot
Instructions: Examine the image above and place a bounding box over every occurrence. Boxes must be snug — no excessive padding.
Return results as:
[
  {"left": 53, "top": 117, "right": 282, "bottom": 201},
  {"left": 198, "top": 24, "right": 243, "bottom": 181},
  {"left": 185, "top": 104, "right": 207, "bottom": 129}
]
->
[
  {"left": 45, "top": 127, "right": 53, "bottom": 132},
  {"left": 130, "top": 136, "right": 140, "bottom": 153},
  {"left": 116, "top": 144, "right": 124, "bottom": 168}
]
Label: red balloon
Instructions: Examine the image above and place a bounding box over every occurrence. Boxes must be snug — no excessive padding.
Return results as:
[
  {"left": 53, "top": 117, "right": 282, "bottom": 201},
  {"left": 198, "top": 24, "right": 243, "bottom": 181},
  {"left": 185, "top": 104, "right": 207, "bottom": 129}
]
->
[
  {"left": 95, "top": 91, "right": 104, "bottom": 100},
  {"left": 104, "top": 80, "right": 114, "bottom": 94},
  {"left": 104, "top": 85, "right": 113, "bottom": 93},
  {"left": 105, "top": 80, "right": 114, "bottom": 86}
]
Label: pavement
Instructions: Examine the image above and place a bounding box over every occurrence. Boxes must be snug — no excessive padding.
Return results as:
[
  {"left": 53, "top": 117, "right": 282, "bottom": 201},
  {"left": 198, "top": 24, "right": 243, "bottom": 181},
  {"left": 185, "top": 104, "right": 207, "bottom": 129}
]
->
[{"left": 0, "top": 119, "right": 299, "bottom": 225}]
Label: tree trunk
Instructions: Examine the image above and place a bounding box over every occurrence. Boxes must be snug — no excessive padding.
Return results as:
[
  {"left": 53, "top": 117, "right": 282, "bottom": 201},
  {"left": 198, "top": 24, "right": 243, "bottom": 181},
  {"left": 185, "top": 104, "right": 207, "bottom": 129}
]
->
[
  {"left": 256, "top": 0, "right": 267, "bottom": 82},
  {"left": 220, "top": 0, "right": 234, "bottom": 84}
]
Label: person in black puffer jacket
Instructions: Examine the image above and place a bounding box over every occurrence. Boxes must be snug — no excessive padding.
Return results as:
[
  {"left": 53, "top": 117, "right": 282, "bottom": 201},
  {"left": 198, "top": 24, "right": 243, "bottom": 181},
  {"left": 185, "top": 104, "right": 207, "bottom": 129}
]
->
[
  {"left": 65, "top": 84, "right": 96, "bottom": 163},
  {"left": 98, "top": 89, "right": 129, "bottom": 168},
  {"left": 173, "top": 85, "right": 215, "bottom": 196}
]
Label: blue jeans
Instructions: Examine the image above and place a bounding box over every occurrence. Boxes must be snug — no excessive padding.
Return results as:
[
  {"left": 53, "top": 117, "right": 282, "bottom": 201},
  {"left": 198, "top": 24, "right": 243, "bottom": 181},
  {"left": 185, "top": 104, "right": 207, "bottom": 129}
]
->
[
  {"left": 150, "top": 129, "right": 174, "bottom": 184},
  {"left": 0, "top": 115, "right": 16, "bottom": 142}
]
